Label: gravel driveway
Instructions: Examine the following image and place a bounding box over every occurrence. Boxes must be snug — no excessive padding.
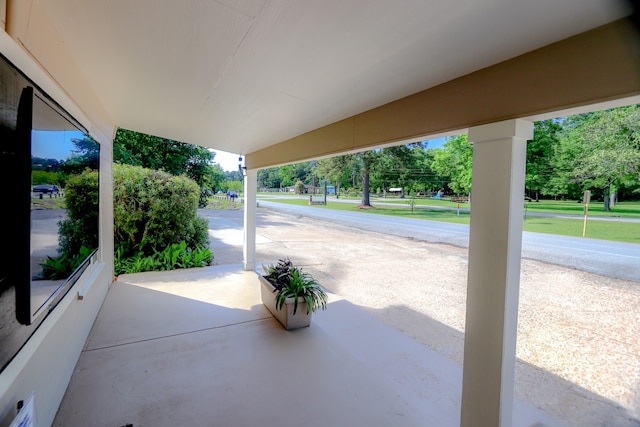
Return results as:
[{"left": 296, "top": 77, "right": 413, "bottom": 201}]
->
[{"left": 204, "top": 207, "right": 640, "bottom": 427}]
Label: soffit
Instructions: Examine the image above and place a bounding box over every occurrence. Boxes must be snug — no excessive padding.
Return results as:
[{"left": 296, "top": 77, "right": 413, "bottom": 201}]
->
[{"left": 38, "top": 0, "right": 631, "bottom": 155}]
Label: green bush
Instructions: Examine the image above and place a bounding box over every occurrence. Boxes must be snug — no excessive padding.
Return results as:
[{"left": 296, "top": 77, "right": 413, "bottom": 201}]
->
[
  {"left": 58, "top": 169, "right": 99, "bottom": 256},
  {"left": 38, "top": 170, "right": 98, "bottom": 279},
  {"left": 32, "top": 170, "right": 63, "bottom": 187},
  {"left": 113, "top": 164, "right": 212, "bottom": 273}
]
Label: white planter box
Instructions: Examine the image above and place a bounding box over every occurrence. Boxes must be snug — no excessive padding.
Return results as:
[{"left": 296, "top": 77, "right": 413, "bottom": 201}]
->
[{"left": 259, "top": 275, "right": 312, "bottom": 330}]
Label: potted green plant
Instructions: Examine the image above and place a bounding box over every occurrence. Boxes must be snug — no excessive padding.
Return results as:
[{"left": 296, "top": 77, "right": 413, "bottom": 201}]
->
[{"left": 259, "top": 258, "right": 328, "bottom": 330}]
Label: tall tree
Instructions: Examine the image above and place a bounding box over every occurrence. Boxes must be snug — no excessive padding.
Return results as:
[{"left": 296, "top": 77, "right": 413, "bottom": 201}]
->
[
  {"left": 557, "top": 106, "right": 640, "bottom": 210},
  {"left": 316, "top": 155, "right": 353, "bottom": 197},
  {"left": 316, "top": 152, "right": 376, "bottom": 207},
  {"left": 431, "top": 134, "right": 473, "bottom": 195},
  {"left": 372, "top": 143, "right": 427, "bottom": 197},
  {"left": 206, "top": 163, "right": 228, "bottom": 193},
  {"left": 258, "top": 167, "right": 283, "bottom": 189},
  {"left": 113, "top": 128, "right": 219, "bottom": 189},
  {"left": 225, "top": 169, "right": 244, "bottom": 183},
  {"left": 277, "top": 164, "right": 298, "bottom": 188},
  {"left": 358, "top": 151, "right": 377, "bottom": 207},
  {"left": 526, "top": 120, "right": 561, "bottom": 201},
  {"left": 412, "top": 146, "right": 441, "bottom": 194}
]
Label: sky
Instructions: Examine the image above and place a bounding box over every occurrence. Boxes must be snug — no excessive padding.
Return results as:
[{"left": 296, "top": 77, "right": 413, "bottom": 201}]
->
[
  {"left": 32, "top": 129, "right": 85, "bottom": 160},
  {"left": 212, "top": 137, "right": 447, "bottom": 172},
  {"left": 32, "top": 134, "right": 444, "bottom": 171},
  {"left": 31, "top": 135, "right": 447, "bottom": 171},
  {"left": 212, "top": 149, "right": 242, "bottom": 172}
]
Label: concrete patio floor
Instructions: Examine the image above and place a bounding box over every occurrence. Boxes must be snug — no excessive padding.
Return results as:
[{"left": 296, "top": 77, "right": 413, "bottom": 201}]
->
[{"left": 53, "top": 263, "right": 566, "bottom": 427}]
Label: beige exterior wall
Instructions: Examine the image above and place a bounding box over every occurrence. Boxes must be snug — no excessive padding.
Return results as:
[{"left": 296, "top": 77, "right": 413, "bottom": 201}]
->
[
  {"left": 0, "top": 0, "right": 5, "bottom": 30},
  {"left": 5, "top": 0, "right": 115, "bottom": 143},
  {"left": 0, "top": 7, "right": 115, "bottom": 426},
  {"left": 246, "top": 18, "right": 640, "bottom": 170},
  {"left": 0, "top": 264, "right": 112, "bottom": 426}
]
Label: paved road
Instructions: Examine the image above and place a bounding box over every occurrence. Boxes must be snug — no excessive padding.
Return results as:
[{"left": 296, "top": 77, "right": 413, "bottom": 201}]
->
[
  {"left": 256, "top": 200, "right": 640, "bottom": 282},
  {"left": 260, "top": 194, "right": 640, "bottom": 222}
]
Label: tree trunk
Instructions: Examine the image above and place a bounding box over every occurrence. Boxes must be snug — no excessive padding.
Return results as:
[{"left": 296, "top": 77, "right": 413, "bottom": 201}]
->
[
  {"left": 603, "top": 185, "right": 611, "bottom": 211},
  {"left": 610, "top": 190, "right": 616, "bottom": 208},
  {"left": 361, "top": 170, "right": 371, "bottom": 207}
]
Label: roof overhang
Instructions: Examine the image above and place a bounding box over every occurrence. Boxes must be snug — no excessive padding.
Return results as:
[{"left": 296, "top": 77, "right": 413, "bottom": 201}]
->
[{"left": 4, "top": 0, "right": 639, "bottom": 169}]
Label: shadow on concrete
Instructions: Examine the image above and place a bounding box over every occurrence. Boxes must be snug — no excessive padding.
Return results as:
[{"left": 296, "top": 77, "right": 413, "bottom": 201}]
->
[{"left": 366, "top": 303, "right": 640, "bottom": 427}]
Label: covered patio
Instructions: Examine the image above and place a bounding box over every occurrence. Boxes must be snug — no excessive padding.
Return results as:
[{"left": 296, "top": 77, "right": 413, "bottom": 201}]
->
[
  {"left": 52, "top": 264, "right": 562, "bottom": 427},
  {"left": 1, "top": 1, "right": 639, "bottom": 426}
]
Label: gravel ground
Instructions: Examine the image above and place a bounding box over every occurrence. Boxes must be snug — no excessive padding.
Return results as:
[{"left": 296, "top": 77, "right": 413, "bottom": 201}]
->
[{"left": 206, "top": 207, "right": 640, "bottom": 427}]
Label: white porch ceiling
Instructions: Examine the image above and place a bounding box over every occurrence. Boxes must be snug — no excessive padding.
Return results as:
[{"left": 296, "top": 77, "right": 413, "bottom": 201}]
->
[{"left": 39, "top": 0, "right": 631, "bottom": 155}]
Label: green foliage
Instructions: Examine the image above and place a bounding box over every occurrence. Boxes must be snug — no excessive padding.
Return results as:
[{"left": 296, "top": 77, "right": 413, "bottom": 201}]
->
[
  {"left": 32, "top": 156, "right": 63, "bottom": 173},
  {"left": 554, "top": 106, "right": 640, "bottom": 209},
  {"left": 275, "top": 269, "right": 327, "bottom": 315},
  {"left": 294, "top": 180, "right": 306, "bottom": 194},
  {"left": 258, "top": 167, "right": 283, "bottom": 189},
  {"left": 40, "top": 246, "right": 95, "bottom": 280},
  {"left": 207, "top": 163, "right": 228, "bottom": 193},
  {"left": 276, "top": 163, "right": 314, "bottom": 188},
  {"left": 527, "top": 120, "right": 562, "bottom": 199},
  {"left": 113, "top": 164, "right": 210, "bottom": 267},
  {"left": 225, "top": 169, "right": 244, "bottom": 182},
  {"left": 262, "top": 258, "right": 327, "bottom": 315},
  {"left": 31, "top": 170, "right": 63, "bottom": 187},
  {"left": 199, "top": 188, "right": 211, "bottom": 208},
  {"left": 58, "top": 169, "right": 99, "bottom": 256},
  {"left": 114, "top": 241, "right": 212, "bottom": 275},
  {"left": 113, "top": 128, "right": 222, "bottom": 190},
  {"left": 278, "top": 165, "right": 296, "bottom": 187},
  {"left": 403, "top": 146, "right": 440, "bottom": 195},
  {"left": 431, "top": 134, "right": 473, "bottom": 195},
  {"left": 35, "top": 136, "right": 100, "bottom": 280},
  {"left": 61, "top": 137, "right": 100, "bottom": 175},
  {"left": 371, "top": 144, "right": 427, "bottom": 197},
  {"left": 227, "top": 180, "right": 244, "bottom": 193}
]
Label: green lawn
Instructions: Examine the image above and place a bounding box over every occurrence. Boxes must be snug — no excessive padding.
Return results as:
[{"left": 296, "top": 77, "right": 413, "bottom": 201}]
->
[
  {"left": 522, "top": 216, "right": 640, "bottom": 243},
  {"left": 259, "top": 197, "right": 640, "bottom": 244},
  {"left": 524, "top": 199, "right": 640, "bottom": 218},
  {"left": 369, "top": 196, "right": 640, "bottom": 218}
]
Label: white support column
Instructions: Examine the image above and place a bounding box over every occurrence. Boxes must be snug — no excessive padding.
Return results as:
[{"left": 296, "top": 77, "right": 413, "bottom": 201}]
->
[
  {"left": 243, "top": 168, "right": 257, "bottom": 271},
  {"left": 460, "top": 119, "right": 533, "bottom": 427}
]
